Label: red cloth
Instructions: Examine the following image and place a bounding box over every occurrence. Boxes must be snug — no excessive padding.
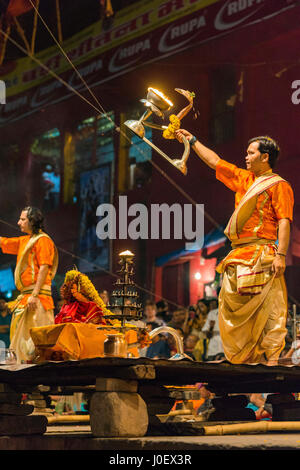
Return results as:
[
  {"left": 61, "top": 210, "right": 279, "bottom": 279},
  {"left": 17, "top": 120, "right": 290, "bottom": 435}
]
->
[
  {"left": 6, "top": 0, "right": 36, "bottom": 17},
  {"left": 55, "top": 301, "right": 106, "bottom": 325}
]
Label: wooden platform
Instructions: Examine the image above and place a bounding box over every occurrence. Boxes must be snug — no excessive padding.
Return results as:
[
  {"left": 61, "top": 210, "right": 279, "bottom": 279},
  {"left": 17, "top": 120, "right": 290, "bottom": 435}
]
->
[
  {"left": 0, "top": 358, "right": 300, "bottom": 438},
  {"left": 0, "top": 357, "right": 300, "bottom": 393}
]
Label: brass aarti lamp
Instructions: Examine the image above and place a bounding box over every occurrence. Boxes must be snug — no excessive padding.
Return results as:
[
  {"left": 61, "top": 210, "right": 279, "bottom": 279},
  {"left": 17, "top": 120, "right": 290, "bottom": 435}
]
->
[
  {"left": 100, "top": 250, "right": 192, "bottom": 360},
  {"left": 125, "top": 87, "right": 194, "bottom": 175}
]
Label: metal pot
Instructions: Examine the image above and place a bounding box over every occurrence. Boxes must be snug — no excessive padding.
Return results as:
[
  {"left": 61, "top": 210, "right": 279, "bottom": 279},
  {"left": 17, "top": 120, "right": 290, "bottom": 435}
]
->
[
  {"left": 0, "top": 348, "right": 17, "bottom": 365},
  {"left": 104, "top": 333, "right": 127, "bottom": 358}
]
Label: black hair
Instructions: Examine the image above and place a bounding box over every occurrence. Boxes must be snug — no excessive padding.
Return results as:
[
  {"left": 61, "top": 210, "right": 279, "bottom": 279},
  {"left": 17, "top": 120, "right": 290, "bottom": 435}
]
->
[
  {"left": 248, "top": 136, "right": 280, "bottom": 169},
  {"left": 156, "top": 300, "right": 168, "bottom": 311},
  {"left": 22, "top": 206, "right": 45, "bottom": 234},
  {"left": 197, "top": 298, "right": 210, "bottom": 307},
  {"left": 146, "top": 321, "right": 161, "bottom": 331},
  {"left": 209, "top": 297, "right": 219, "bottom": 307}
]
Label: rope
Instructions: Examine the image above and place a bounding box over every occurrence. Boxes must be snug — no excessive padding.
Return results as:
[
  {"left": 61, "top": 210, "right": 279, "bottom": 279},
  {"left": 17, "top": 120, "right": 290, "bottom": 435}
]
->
[{"left": 0, "top": 28, "right": 107, "bottom": 115}]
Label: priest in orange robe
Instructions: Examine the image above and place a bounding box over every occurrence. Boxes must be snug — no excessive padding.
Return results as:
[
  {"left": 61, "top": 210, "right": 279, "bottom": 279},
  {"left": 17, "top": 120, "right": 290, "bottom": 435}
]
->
[
  {"left": 176, "top": 130, "right": 294, "bottom": 365},
  {"left": 0, "top": 206, "right": 58, "bottom": 363}
]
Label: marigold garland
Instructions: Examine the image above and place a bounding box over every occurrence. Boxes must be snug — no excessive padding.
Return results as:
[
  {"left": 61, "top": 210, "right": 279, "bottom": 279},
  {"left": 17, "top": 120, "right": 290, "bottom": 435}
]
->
[
  {"left": 59, "top": 269, "right": 152, "bottom": 347},
  {"left": 162, "top": 90, "right": 195, "bottom": 140},
  {"left": 60, "top": 269, "right": 112, "bottom": 315},
  {"left": 163, "top": 114, "right": 181, "bottom": 140}
]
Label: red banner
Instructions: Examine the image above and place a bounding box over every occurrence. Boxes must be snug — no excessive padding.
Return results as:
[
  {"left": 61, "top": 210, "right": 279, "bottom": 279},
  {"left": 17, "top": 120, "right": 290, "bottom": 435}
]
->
[{"left": 0, "top": 0, "right": 297, "bottom": 126}]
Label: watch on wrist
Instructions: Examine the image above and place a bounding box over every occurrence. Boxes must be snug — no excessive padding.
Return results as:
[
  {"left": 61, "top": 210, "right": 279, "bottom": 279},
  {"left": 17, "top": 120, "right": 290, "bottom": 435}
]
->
[{"left": 32, "top": 293, "right": 38, "bottom": 298}]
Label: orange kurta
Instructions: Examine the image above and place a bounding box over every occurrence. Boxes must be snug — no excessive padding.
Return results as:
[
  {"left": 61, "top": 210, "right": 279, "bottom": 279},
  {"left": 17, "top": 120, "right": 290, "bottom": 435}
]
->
[
  {"left": 1, "top": 235, "right": 55, "bottom": 310},
  {"left": 216, "top": 159, "right": 294, "bottom": 272}
]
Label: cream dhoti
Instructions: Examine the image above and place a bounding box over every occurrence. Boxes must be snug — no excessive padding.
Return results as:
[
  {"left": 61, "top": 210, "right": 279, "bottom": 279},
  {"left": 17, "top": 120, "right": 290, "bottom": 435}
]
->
[
  {"left": 218, "top": 243, "right": 287, "bottom": 364},
  {"left": 10, "top": 288, "right": 54, "bottom": 363}
]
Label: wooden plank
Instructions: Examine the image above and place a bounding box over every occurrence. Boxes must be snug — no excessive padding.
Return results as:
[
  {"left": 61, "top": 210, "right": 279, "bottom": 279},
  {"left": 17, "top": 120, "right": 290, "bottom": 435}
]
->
[
  {"left": 138, "top": 384, "right": 201, "bottom": 400},
  {"left": 0, "top": 403, "right": 34, "bottom": 415},
  {"left": 0, "top": 393, "right": 22, "bottom": 404},
  {"left": 0, "top": 358, "right": 300, "bottom": 394},
  {"left": 0, "top": 415, "right": 47, "bottom": 435}
]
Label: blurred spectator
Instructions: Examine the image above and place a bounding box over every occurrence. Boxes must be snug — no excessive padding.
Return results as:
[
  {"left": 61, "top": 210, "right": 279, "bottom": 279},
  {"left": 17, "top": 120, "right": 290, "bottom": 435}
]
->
[
  {"left": 246, "top": 393, "right": 272, "bottom": 420},
  {"left": 181, "top": 305, "right": 207, "bottom": 361},
  {"left": 197, "top": 385, "right": 215, "bottom": 417},
  {"left": 167, "top": 327, "right": 184, "bottom": 357},
  {"left": 99, "top": 289, "right": 110, "bottom": 305},
  {"left": 143, "top": 301, "right": 164, "bottom": 327},
  {"left": 285, "top": 301, "right": 294, "bottom": 348},
  {"left": 202, "top": 299, "right": 224, "bottom": 361},
  {"left": 188, "top": 299, "right": 209, "bottom": 336},
  {"left": 167, "top": 308, "right": 189, "bottom": 335},
  {"left": 145, "top": 322, "right": 171, "bottom": 359},
  {"left": 208, "top": 298, "right": 218, "bottom": 312},
  {"left": 42, "top": 164, "right": 60, "bottom": 211},
  {"left": 0, "top": 297, "right": 12, "bottom": 348},
  {"left": 156, "top": 300, "right": 172, "bottom": 323},
  {"left": 282, "top": 326, "right": 300, "bottom": 364},
  {"left": 184, "top": 334, "right": 198, "bottom": 359},
  {"left": 192, "top": 334, "right": 208, "bottom": 362}
]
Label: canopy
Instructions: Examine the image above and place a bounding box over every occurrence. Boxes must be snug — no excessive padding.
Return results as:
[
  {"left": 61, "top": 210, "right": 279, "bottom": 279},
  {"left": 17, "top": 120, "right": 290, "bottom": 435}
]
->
[{"left": 155, "top": 227, "right": 226, "bottom": 267}]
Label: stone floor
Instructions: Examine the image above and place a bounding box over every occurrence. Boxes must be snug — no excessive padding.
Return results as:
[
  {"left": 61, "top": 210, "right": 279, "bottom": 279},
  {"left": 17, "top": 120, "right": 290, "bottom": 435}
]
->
[{"left": 1, "top": 424, "right": 300, "bottom": 450}]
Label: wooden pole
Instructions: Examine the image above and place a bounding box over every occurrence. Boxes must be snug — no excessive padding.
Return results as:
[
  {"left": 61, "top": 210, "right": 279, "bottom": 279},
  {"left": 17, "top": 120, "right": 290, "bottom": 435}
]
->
[
  {"left": 203, "top": 421, "right": 300, "bottom": 436},
  {"left": 0, "top": 23, "right": 11, "bottom": 66},
  {"left": 55, "top": 0, "right": 63, "bottom": 44},
  {"left": 30, "top": 0, "right": 40, "bottom": 55},
  {"left": 47, "top": 414, "right": 90, "bottom": 424}
]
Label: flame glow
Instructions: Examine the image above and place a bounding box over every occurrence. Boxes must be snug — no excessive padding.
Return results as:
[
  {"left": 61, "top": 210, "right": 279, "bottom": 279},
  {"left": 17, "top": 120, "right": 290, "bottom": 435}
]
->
[
  {"left": 148, "top": 87, "right": 173, "bottom": 107},
  {"left": 119, "top": 250, "right": 134, "bottom": 257}
]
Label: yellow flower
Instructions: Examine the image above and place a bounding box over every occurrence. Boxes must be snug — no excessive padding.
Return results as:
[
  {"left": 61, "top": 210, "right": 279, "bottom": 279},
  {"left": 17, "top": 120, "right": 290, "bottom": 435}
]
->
[{"left": 162, "top": 114, "right": 181, "bottom": 140}]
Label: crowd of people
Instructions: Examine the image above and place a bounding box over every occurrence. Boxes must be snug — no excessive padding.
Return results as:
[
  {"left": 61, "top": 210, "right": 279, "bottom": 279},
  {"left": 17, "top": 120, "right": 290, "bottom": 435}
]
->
[{"left": 138, "top": 297, "right": 225, "bottom": 361}]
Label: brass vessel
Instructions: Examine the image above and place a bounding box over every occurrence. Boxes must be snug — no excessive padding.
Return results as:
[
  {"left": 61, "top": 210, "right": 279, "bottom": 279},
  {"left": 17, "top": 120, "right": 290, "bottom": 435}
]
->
[{"left": 104, "top": 333, "right": 127, "bottom": 358}]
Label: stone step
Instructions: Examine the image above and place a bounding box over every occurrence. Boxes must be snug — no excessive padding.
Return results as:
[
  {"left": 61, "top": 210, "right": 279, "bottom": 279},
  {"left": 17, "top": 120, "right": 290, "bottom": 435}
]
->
[
  {"left": 96, "top": 378, "right": 137, "bottom": 393},
  {"left": 0, "top": 403, "right": 34, "bottom": 416},
  {"left": 0, "top": 393, "right": 22, "bottom": 405},
  {"left": 0, "top": 415, "right": 47, "bottom": 435}
]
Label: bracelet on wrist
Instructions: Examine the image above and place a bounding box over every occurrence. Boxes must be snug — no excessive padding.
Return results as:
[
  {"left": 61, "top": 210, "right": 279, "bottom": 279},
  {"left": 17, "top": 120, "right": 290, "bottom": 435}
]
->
[
  {"left": 189, "top": 136, "right": 198, "bottom": 147},
  {"left": 276, "top": 252, "right": 286, "bottom": 257}
]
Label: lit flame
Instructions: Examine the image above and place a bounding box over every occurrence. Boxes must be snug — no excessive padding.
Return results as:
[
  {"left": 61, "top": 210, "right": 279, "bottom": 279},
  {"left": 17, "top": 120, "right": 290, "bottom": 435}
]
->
[
  {"left": 148, "top": 87, "right": 173, "bottom": 107},
  {"left": 119, "top": 250, "right": 134, "bottom": 257}
]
